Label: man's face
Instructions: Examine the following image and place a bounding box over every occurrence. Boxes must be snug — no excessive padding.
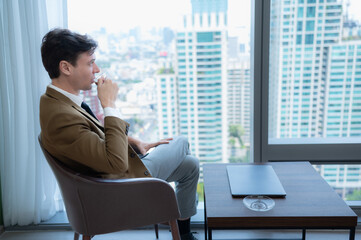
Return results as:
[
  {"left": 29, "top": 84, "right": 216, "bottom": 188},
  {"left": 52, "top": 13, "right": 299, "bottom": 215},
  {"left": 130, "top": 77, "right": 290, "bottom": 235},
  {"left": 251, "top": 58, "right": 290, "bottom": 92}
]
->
[{"left": 70, "top": 52, "right": 100, "bottom": 93}]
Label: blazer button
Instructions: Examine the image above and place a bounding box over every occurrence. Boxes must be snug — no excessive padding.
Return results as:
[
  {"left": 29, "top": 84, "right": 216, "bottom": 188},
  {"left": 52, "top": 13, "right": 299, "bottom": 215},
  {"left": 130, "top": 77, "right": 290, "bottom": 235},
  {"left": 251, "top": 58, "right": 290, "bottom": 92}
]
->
[
  {"left": 130, "top": 153, "right": 135, "bottom": 158},
  {"left": 144, "top": 170, "right": 150, "bottom": 176}
]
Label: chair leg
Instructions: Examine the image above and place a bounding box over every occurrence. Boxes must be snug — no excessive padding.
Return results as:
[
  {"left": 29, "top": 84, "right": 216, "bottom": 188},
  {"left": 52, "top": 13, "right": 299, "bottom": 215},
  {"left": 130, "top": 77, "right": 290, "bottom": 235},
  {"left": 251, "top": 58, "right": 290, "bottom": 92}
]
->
[
  {"left": 82, "top": 235, "right": 91, "bottom": 240},
  {"left": 154, "top": 224, "right": 159, "bottom": 239},
  {"left": 74, "top": 232, "right": 79, "bottom": 240},
  {"left": 169, "top": 219, "right": 180, "bottom": 240}
]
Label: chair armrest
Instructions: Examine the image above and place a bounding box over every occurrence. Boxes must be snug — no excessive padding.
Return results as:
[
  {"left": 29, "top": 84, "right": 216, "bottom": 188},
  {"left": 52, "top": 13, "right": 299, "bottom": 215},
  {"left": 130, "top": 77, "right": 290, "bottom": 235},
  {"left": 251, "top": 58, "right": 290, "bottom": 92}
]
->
[{"left": 73, "top": 177, "right": 180, "bottom": 235}]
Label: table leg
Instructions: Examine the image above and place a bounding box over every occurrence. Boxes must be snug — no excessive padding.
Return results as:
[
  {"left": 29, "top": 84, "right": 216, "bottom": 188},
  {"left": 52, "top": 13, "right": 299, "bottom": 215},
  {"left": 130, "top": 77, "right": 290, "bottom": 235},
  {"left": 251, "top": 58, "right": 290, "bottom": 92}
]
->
[
  {"left": 204, "top": 214, "right": 207, "bottom": 240},
  {"left": 350, "top": 227, "right": 355, "bottom": 240},
  {"left": 302, "top": 229, "right": 306, "bottom": 240},
  {"left": 204, "top": 193, "right": 207, "bottom": 240},
  {"left": 208, "top": 228, "right": 212, "bottom": 240}
]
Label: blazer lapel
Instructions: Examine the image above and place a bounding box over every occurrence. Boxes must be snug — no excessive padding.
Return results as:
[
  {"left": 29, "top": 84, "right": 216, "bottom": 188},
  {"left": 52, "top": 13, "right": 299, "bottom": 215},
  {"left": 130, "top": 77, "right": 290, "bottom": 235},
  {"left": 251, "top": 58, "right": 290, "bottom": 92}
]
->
[
  {"left": 45, "top": 87, "right": 105, "bottom": 132},
  {"left": 72, "top": 105, "right": 104, "bottom": 131}
]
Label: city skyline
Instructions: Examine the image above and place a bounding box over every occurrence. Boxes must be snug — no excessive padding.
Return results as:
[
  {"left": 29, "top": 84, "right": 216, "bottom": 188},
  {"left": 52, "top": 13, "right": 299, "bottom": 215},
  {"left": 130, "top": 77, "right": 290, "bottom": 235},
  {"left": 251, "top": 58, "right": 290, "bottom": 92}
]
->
[{"left": 74, "top": 0, "right": 361, "bottom": 200}]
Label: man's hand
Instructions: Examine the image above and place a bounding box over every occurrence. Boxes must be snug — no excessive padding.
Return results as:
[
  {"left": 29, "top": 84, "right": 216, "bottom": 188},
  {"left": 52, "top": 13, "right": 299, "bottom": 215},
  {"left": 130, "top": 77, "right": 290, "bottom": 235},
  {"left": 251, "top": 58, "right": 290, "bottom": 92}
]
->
[
  {"left": 129, "top": 137, "right": 173, "bottom": 155},
  {"left": 97, "top": 77, "right": 119, "bottom": 108}
]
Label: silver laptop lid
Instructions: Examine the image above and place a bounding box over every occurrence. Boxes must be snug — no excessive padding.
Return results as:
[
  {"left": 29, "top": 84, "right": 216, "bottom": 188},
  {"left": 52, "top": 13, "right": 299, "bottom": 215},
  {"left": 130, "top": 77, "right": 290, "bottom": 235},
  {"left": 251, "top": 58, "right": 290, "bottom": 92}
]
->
[{"left": 227, "top": 165, "right": 286, "bottom": 197}]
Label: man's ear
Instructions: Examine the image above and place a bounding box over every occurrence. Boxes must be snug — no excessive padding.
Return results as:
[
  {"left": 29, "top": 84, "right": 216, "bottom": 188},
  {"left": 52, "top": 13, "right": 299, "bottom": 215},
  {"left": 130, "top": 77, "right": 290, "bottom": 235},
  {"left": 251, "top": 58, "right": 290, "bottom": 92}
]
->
[{"left": 59, "top": 60, "right": 72, "bottom": 76}]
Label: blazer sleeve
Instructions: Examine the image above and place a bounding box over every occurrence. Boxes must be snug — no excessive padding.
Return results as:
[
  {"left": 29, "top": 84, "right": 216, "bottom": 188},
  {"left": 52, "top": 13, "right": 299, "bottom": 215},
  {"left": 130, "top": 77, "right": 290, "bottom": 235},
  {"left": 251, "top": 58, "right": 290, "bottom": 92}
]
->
[{"left": 43, "top": 106, "right": 130, "bottom": 175}]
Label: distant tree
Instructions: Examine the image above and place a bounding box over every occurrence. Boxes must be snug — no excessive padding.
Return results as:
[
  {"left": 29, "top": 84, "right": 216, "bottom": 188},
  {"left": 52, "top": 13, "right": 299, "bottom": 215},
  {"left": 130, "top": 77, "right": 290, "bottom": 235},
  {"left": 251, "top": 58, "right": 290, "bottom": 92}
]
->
[
  {"left": 228, "top": 124, "right": 249, "bottom": 163},
  {"left": 229, "top": 138, "right": 237, "bottom": 158},
  {"left": 134, "top": 117, "right": 144, "bottom": 126},
  {"left": 229, "top": 156, "right": 244, "bottom": 163},
  {"left": 197, "top": 182, "right": 204, "bottom": 202},
  {"left": 346, "top": 189, "right": 361, "bottom": 201},
  {"left": 229, "top": 124, "right": 245, "bottom": 148},
  {"left": 157, "top": 67, "right": 174, "bottom": 74},
  {"left": 228, "top": 138, "right": 236, "bottom": 147}
]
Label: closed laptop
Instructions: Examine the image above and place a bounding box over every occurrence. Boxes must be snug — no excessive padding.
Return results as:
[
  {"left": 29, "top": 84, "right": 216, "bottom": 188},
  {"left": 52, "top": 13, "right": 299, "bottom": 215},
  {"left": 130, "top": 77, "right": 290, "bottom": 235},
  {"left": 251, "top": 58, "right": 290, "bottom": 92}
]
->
[{"left": 227, "top": 165, "right": 286, "bottom": 197}]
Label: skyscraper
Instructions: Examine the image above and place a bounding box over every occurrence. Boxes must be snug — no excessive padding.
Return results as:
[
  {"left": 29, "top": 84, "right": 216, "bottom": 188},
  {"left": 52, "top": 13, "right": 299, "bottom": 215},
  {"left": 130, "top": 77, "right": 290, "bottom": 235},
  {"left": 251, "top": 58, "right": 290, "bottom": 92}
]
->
[
  {"left": 270, "top": 0, "right": 361, "bottom": 199},
  {"left": 324, "top": 43, "right": 361, "bottom": 137},
  {"left": 315, "top": 164, "right": 361, "bottom": 199},
  {"left": 174, "top": 0, "right": 228, "bottom": 162},
  {"left": 227, "top": 58, "right": 251, "bottom": 145},
  {"left": 269, "top": 0, "right": 346, "bottom": 139},
  {"left": 156, "top": 61, "right": 179, "bottom": 139}
]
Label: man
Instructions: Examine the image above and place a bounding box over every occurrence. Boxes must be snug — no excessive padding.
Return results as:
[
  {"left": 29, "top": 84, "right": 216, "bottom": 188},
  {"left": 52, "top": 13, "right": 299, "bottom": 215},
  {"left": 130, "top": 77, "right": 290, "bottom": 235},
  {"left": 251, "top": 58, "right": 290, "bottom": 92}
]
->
[{"left": 40, "top": 28, "right": 199, "bottom": 240}]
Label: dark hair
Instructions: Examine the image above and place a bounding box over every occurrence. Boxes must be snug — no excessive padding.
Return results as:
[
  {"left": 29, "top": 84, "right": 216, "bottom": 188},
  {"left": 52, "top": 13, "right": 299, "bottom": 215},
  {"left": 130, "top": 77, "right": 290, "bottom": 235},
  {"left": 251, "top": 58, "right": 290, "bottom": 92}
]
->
[{"left": 41, "top": 28, "right": 98, "bottom": 79}]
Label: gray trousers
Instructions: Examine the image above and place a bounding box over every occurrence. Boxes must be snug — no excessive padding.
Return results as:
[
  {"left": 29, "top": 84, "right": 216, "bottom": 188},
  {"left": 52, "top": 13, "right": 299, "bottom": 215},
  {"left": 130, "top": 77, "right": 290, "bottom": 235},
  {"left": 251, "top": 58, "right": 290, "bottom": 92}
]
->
[{"left": 141, "top": 136, "right": 199, "bottom": 219}]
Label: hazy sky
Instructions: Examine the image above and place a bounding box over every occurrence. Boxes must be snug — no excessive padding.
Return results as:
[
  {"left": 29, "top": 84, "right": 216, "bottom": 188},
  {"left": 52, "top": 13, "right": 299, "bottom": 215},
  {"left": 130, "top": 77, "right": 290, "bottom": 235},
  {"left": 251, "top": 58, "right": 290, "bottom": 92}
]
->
[
  {"left": 67, "top": 0, "right": 361, "bottom": 41},
  {"left": 344, "top": 0, "right": 361, "bottom": 22},
  {"left": 67, "top": 0, "right": 250, "bottom": 34}
]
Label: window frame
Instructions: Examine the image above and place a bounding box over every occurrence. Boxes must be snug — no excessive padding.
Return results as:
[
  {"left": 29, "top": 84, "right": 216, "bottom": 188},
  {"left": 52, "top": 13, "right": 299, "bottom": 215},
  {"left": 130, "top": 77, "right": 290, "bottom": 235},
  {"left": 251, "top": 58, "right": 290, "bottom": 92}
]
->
[{"left": 253, "top": 0, "right": 361, "bottom": 164}]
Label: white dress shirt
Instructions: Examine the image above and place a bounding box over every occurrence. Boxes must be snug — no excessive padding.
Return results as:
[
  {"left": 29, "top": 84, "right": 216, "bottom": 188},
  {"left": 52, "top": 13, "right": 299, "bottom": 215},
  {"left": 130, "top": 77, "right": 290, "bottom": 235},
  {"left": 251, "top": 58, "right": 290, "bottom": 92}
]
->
[{"left": 48, "top": 84, "right": 122, "bottom": 119}]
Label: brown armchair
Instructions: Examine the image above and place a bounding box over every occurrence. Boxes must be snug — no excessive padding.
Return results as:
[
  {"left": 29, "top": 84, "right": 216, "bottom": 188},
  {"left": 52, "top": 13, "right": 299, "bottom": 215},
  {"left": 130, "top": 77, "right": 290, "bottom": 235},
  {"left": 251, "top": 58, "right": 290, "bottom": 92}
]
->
[{"left": 38, "top": 136, "right": 180, "bottom": 240}]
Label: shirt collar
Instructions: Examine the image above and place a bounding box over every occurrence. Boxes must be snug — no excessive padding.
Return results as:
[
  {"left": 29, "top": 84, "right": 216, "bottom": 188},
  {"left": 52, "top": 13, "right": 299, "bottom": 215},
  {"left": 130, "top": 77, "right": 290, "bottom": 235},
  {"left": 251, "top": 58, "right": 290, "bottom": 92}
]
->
[{"left": 48, "top": 84, "right": 83, "bottom": 107}]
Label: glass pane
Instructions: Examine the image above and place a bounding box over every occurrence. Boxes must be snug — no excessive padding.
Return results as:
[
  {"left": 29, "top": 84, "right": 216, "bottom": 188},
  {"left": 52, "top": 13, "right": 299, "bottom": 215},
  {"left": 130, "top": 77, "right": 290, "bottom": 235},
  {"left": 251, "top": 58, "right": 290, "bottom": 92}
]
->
[
  {"left": 314, "top": 164, "right": 361, "bottom": 201},
  {"left": 269, "top": 0, "right": 361, "bottom": 144},
  {"left": 68, "top": 0, "right": 251, "bottom": 210},
  {"left": 68, "top": 0, "right": 251, "bottom": 165}
]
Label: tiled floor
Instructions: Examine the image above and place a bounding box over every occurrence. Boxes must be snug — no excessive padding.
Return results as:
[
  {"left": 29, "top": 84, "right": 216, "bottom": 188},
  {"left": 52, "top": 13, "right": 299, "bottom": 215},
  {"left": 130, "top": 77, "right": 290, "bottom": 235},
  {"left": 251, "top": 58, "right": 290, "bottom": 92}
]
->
[{"left": 1, "top": 228, "right": 361, "bottom": 240}]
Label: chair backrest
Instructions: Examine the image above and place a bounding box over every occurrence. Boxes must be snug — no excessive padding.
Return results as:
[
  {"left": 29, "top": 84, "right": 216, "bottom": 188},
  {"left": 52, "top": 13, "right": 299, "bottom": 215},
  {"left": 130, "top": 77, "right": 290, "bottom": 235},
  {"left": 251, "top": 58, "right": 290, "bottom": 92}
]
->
[{"left": 38, "top": 135, "right": 92, "bottom": 233}]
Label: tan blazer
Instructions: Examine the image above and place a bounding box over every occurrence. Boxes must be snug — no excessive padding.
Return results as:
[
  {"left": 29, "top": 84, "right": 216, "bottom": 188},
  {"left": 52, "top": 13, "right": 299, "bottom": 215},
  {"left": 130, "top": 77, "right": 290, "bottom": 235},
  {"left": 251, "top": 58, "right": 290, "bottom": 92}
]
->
[{"left": 39, "top": 86, "right": 151, "bottom": 179}]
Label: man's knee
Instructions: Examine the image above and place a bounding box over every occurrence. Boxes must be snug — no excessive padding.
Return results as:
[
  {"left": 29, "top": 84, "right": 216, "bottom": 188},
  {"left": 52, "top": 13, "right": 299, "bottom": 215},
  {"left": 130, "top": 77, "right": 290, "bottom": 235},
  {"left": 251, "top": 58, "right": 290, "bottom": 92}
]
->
[
  {"left": 172, "top": 136, "right": 198, "bottom": 175},
  {"left": 171, "top": 136, "right": 191, "bottom": 156},
  {"left": 184, "top": 156, "right": 200, "bottom": 177},
  {"left": 173, "top": 135, "right": 189, "bottom": 147}
]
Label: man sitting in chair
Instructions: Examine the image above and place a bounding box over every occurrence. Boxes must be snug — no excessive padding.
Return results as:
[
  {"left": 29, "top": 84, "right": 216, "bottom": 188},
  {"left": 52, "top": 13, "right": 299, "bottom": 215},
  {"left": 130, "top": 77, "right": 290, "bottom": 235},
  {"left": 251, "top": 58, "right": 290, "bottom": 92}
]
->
[{"left": 39, "top": 28, "right": 199, "bottom": 240}]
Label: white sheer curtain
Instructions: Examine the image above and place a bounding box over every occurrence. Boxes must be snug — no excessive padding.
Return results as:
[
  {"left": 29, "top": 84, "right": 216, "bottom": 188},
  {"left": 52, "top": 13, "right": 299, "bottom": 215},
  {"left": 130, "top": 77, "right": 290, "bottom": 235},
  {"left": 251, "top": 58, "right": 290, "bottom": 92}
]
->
[{"left": 0, "top": 0, "right": 67, "bottom": 226}]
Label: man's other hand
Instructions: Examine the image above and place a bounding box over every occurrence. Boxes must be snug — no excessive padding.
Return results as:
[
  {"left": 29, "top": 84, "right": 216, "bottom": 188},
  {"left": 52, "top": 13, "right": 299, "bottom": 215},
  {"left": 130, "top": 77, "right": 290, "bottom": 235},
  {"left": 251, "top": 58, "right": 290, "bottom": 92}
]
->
[
  {"left": 97, "top": 77, "right": 119, "bottom": 108},
  {"left": 138, "top": 138, "right": 173, "bottom": 155}
]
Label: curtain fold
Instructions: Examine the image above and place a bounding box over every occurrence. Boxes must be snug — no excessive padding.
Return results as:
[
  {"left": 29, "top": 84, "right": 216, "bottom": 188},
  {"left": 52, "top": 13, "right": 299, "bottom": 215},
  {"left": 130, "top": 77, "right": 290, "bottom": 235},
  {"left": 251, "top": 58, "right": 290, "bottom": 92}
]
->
[{"left": 0, "top": 0, "right": 67, "bottom": 226}]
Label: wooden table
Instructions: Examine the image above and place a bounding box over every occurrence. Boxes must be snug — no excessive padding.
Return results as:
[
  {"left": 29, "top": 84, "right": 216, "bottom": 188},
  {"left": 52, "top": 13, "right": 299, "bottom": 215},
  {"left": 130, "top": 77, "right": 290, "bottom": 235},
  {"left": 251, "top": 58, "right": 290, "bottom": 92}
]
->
[{"left": 203, "top": 162, "right": 357, "bottom": 240}]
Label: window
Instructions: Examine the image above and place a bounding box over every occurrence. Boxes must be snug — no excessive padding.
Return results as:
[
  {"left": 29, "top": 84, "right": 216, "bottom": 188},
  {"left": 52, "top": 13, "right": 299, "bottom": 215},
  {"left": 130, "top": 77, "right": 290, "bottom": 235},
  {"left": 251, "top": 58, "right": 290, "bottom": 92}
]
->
[
  {"left": 306, "top": 7, "right": 316, "bottom": 18},
  {"left": 306, "top": 20, "right": 314, "bottom": 31},
  {"left": 68, "top": 0, "right": 252, "bottom": 210},
  {"left": 263, "top": 0, "right": 361, "bottom": 201},
  {"left": 268, "top": 0, "right": 361, "bottom": 151},
  {"left": 298, "top": 7, "right": 304, "bottom": 18},
  {"left": 297, "top": 21, "right": 303, "bottom": 31},
  {"left": 305, "top": 34, "right": 314, "bottom": 44}
]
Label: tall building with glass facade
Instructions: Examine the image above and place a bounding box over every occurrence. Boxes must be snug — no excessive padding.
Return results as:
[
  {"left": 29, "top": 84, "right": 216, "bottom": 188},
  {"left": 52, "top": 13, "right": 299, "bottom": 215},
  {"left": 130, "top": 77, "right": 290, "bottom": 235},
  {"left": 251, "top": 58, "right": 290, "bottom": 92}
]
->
[
  {"left": 174, "top": 0, "right": 228, "bottom": 163},
  {"left": 156, "top": 68, "right": 179, "bottom": 139},
  {"left": 270, "top": 0, "right": 361, "bottom": 139},
  {"left": 324, "top": 43, "right": 361, "bottom": 137},
  {"left": 227, "top": 60, "right": 242, "bottom": 125},
  {"left": 227, "top": 58, "right": 251, "bottom": 145},
  {"left": 315, "top": 164, "right": 361, "bottom": 199},
  {"left": 270, "top": 0, "right": 343, "bottom": 139},
  {"left": 270, "top": 0, "right": 361, "bottom": 199}
]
